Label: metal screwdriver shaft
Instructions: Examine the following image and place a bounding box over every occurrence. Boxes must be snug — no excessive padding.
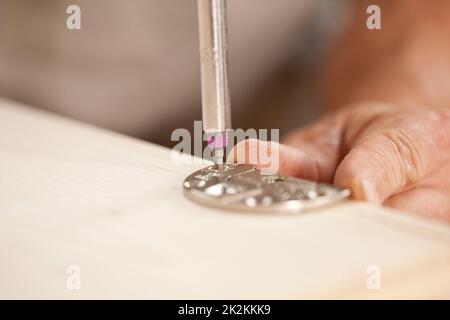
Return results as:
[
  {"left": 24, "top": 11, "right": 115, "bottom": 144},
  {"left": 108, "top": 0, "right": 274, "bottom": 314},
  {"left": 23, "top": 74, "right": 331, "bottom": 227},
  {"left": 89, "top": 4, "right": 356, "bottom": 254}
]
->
[{"left": 197, "top": 0, "right": 231, "bottom": 166}]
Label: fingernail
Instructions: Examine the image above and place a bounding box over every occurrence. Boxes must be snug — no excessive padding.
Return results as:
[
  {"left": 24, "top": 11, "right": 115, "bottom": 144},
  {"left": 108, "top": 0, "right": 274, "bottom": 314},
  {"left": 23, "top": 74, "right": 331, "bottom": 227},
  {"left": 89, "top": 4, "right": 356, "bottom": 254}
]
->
[{"left": 359, "top": 179, "right": 381, "bottom": 204}]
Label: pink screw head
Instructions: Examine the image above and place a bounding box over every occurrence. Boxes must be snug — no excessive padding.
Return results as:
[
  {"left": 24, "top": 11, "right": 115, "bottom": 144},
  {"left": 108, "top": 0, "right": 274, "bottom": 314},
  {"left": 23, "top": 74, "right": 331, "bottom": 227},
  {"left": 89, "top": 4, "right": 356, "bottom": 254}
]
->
[{"left": 208, "top": 134, "right": 228, "bottom": 149}]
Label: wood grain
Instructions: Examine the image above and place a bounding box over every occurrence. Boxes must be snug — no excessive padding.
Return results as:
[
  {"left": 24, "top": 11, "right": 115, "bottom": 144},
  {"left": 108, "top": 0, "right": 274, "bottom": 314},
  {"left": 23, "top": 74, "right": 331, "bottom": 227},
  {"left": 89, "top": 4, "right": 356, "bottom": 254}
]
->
[{"left": 0, "top": 98, "right": 449, "bottom": 299}]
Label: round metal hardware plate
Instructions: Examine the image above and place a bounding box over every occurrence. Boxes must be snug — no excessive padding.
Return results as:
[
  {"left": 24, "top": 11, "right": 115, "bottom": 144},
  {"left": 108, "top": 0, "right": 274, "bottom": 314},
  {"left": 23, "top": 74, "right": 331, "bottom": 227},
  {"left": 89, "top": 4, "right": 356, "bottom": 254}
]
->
[{"left": 183, "top": 164, "right": 350, "bottom": 213}]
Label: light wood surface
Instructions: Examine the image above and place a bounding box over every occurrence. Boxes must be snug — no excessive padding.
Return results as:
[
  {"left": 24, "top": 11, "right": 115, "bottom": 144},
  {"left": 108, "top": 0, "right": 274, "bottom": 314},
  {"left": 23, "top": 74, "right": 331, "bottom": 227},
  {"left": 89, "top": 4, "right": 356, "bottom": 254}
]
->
[{"left": 1, "top": 98, "right": 450, "bottom": 299}]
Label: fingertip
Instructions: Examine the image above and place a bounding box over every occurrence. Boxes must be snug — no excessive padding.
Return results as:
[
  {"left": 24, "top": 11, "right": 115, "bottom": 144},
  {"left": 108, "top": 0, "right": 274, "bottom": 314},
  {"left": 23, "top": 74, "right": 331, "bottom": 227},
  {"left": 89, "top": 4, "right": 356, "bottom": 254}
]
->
[
  {"left": 353, "top": 178, "right": 383, "bottom": 204},
  {"left": 228, "top": 139, "right": 321, "bottom": 180},
  {"left": 334, "top": 152, "right": 383, "bottom": 204},
  {"left": 228, "top": 138, "right": 272, "bottom": 165},
  {"left": 278, "top": 144, "right": 321, "bottom": 180}
]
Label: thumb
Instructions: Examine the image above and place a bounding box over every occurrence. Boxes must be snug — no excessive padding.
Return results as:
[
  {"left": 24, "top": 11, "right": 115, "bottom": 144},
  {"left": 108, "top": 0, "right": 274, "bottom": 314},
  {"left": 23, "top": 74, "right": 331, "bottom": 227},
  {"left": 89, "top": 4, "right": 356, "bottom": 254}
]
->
[{"left": 335, "top": 110, "right": 450, "bottom": 203}]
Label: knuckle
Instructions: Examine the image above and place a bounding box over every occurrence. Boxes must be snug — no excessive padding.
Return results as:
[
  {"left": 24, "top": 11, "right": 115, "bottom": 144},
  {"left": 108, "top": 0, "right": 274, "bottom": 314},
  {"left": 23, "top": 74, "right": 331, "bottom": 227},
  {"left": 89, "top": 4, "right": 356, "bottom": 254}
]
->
[{"left": 379, "top": 129, "right": 422, "bottom": 184}]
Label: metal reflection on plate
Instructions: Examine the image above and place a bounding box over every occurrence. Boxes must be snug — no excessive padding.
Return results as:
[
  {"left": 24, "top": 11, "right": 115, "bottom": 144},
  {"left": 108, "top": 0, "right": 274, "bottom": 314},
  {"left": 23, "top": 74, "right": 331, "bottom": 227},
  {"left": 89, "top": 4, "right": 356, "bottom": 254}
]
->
[{"left": 183, "top": 164, "right": 350, "bottom": 213}]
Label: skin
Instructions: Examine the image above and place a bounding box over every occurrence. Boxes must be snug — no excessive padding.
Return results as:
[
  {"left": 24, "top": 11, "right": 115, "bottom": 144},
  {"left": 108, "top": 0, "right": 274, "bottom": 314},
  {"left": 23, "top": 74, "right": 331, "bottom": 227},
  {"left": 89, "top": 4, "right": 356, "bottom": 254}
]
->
[{"left": 232, "top": 0, "right": 450, "bottom": 222}]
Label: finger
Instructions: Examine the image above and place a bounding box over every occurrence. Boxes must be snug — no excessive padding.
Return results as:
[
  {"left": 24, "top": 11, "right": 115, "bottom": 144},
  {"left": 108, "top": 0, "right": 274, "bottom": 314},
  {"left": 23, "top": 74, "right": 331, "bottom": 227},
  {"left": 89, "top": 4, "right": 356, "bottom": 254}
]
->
[
  {"left": 281, "top": 117, "right": 345, "bottom": 182},
  {"left": 385, "top": 186, "right": 450, "bottom": 223},
  {"left": 229, "top": 115, "right": 345, "bottom": 182},
  {"left": 335, "top": 109, "right": 450, "bottom": 204},
  {"left": 384, "top": 161, "right": 450, "bottom": 223},
  {"left": 229, "top": 139, "right": 324, "bottom": 181}
]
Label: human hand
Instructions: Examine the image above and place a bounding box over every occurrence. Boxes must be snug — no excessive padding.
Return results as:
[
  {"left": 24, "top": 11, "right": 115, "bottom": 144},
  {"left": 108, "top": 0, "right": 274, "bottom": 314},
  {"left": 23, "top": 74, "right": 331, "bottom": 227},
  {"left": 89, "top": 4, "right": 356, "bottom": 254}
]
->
[{"left": 232, "top": 103, "right": 450, "bottom": 221}]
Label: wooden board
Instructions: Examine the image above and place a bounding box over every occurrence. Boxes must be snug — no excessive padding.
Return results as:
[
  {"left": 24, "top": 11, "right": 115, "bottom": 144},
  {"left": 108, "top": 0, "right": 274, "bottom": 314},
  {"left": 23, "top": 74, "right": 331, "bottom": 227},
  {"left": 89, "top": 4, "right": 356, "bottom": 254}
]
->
[{"left": 0, "top": 98, "right": 450, "bottom": 299}]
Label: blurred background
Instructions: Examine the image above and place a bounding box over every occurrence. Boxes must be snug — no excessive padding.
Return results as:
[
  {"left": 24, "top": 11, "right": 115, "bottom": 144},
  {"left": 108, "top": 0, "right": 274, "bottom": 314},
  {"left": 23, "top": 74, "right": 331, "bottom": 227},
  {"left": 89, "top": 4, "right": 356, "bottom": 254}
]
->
[{"left": 0, "top": 0, "right": 350, "bottom": 147}]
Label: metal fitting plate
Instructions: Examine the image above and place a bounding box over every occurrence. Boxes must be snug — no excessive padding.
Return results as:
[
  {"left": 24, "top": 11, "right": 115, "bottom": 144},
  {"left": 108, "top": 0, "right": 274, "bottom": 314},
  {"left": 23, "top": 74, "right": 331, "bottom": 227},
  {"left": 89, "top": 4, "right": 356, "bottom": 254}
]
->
[{"left": 183, "top": 164, "right": 350, "bottom": 213}]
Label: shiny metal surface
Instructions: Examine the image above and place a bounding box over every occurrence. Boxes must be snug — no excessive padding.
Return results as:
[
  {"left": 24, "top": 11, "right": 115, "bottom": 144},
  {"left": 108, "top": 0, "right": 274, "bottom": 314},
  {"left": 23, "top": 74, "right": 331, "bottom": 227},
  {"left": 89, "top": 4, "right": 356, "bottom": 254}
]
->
[
  {"left": 183, "top": 164, "right": 351, "bottom": 213},
  {"left": 197, "top": 0, "right": 231, "bottom": 133}
]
